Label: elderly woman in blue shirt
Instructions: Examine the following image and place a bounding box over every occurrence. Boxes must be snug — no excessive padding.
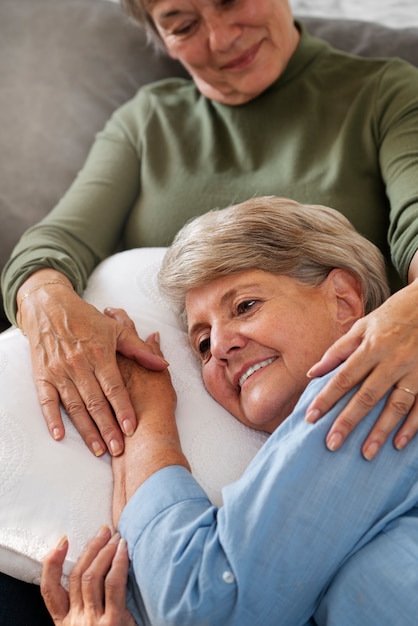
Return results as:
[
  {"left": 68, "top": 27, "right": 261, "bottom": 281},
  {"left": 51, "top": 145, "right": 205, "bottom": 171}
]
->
[{"left": 41, "top": 197, "right": 418, "bottom": 626}]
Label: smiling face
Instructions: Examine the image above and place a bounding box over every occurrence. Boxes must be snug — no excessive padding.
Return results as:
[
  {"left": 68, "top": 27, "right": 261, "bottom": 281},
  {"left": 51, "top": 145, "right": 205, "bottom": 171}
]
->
[
  {"left": 186, "top": 269, "right": 359, "bottom": 433},
  {"left": 147, "top": 0, "right": 300, "bottom": 105}
]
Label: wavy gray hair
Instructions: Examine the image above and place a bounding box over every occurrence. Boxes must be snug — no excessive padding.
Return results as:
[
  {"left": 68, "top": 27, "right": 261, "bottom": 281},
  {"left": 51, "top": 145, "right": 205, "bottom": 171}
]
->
[
  {"left": 158, "top": 196, "right": 390, "bottom": 327},
  {"left": 120, "top": 0, "right": 165, "bottom": 49}
]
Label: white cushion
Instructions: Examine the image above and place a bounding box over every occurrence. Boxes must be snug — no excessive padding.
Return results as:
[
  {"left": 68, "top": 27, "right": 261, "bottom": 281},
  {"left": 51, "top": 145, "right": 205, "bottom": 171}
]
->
[{"left": 0, "top": 248, "right": 267, "bottom": 584}]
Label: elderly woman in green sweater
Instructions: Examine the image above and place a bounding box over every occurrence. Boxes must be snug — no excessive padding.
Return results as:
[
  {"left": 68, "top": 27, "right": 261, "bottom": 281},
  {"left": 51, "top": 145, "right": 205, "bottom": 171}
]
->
[{"left": 2, "top": 0, "right": 418, "bottom": 462}]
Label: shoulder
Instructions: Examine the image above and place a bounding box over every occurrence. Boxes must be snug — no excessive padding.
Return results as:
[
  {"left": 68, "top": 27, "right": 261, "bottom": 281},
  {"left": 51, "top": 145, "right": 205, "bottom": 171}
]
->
[
  {"left": 101, "top": 77, "right": 204, "bottom": 141},
  {"left": 135, "top": 77, "right": 201, "bottom": 108}
]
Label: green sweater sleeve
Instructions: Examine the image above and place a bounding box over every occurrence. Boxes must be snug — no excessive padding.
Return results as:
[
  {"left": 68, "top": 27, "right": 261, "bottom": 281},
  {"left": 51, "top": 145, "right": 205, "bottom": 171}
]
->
[
  {"left": 1, "top": 94, "right": 149, "bottom": 324},
  {"left": 377, "top": 59, "right": 418, "bottom": 278}
]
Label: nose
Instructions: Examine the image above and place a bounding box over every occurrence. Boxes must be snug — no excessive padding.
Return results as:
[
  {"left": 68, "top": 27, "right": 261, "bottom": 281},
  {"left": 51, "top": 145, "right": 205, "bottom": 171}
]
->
[
  {"left": 206, "top": 12, "right": 242, "bottom": 53},
  {"left": 210, "top": 321, "right": 246, "bottom": 362}
]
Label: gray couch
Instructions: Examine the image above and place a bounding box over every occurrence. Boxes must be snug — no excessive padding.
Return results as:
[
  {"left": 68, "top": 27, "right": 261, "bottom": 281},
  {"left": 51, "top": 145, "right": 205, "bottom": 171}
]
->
[{"left": 1, "top": 0, "right": 418, "bottom": 332}]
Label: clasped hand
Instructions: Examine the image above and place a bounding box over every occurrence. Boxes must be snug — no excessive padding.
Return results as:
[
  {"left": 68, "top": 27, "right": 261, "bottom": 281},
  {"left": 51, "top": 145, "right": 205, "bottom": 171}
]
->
[
  {"left": 19, "top": 279, "right": 167, "bottom": 457},
  {"left": 41, "top": 527, "right": 136, "bottom": 626}
]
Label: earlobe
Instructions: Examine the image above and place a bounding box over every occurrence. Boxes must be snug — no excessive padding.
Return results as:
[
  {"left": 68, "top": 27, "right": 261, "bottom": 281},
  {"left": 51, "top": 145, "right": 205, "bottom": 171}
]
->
[{"left": 328, "top": 269, "right": 364, "bottom": 331}]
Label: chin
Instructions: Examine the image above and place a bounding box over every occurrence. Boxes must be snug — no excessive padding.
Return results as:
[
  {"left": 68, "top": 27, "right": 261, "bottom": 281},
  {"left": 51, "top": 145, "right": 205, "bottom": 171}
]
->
[{"left": 240, "top": 413, "right": 284, "bottom": 434}]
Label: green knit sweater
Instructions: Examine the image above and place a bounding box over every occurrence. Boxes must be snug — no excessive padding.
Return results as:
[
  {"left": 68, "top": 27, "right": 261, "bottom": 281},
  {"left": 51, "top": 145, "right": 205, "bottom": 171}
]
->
[{"left": 3, "top": 23, "right": 418, "bottom": 323}]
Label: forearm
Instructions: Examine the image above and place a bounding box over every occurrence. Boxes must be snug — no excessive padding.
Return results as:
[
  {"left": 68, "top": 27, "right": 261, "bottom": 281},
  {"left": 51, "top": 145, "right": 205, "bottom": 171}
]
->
[
  {"left": 112, "top": 407, "right": 190, "bottom": 526},
  {"left": 112, "top": 355, "right": 190, "bottom": 526}
]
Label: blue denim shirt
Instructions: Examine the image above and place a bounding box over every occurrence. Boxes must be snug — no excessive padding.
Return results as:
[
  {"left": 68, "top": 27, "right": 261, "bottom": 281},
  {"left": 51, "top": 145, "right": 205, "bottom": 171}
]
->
[{"left": 119, "top": 371, "right": 418, "bottom": 625}]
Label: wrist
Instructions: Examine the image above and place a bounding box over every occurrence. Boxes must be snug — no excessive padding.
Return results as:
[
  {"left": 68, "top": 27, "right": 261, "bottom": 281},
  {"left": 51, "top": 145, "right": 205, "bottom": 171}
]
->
[
  {"left": 113, "top": 418, "right": 190, "bottom": 499},
  {"left": 16, "top": 270, "right": 74, "bottom": 334},
  {"left": 17, "top": 268, "right": 72, "bottom": 298}
]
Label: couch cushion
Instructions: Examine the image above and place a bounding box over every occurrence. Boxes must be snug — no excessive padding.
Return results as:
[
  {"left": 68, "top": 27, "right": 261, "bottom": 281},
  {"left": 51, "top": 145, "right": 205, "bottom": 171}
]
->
[
  {"left": 301, "top": 15, "right": 418, "bottom": 64},
  {"left": 0, "top": 0, "right": 417, "bottom": 331}
]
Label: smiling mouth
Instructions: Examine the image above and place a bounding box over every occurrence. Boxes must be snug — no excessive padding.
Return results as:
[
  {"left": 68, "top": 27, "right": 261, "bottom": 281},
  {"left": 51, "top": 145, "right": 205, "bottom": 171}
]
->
[
  {"left": 221, "top": 42, "right": 262, "bottom": 71},
  {"left": 238, "top": 357, "right": 277, "bottom": 388}
]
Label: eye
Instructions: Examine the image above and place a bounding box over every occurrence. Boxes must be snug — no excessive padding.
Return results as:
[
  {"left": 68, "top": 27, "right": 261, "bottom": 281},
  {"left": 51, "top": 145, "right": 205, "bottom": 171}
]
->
[
  {"left": 236, "top": 299, "right": 257, "bottom": 315},
  {"left": 198, "top": 336, "right": 211, "bottom": 358},
  {"left": 172, "top": 20, "right": 197, "bottom": 36}
]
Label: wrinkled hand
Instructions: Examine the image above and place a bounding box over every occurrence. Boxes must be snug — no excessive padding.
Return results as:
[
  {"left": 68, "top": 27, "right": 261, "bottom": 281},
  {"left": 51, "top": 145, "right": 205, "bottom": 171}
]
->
[
  {"left": 41, "top": 527, "right": 136, "bottom": 626},
  {"left": 18, "top": 272, "right": 167, "bottom": 457},
  {"left": 306, "top": 280, "right": 418, "bottom": 460}
]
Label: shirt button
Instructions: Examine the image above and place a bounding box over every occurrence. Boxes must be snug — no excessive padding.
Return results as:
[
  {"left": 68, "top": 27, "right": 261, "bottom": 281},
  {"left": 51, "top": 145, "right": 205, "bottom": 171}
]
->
[{"left": 222, "top": 570, "right": 235, "bottom": 584}]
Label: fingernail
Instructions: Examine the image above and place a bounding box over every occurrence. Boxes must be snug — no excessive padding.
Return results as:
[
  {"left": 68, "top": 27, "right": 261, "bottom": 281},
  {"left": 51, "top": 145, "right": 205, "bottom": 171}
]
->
[
  {"left": 56, "top": 535, "right": 68, "bottom": 549},
  {"left": 395, "top": 435, "right": 409, "bottom": 451},
  {"left": 117, "top": 537, "right": 128, "bottom": 554},
  {"left": 305, "top": 408, "right": 321, "bottom": 423},
  {"left": 92, "top": 440, "right": 105, "bottom": 457},
  {"left": 52, "top": 427, "right": 61, "bottom": 440},
  {"left": 363, "top": 441, "right": 380, "bottom": 461},
  {"left": 109, "top": 439, "right": 123, "bottom": 456},
  {"left": 123, "top": 419, "right": 135, "bottom": 437},
  {"left": 326, "top": 432, "right": 343, "bottom": 452},
  {"left": 96, "top": 525, "right": 110, "bottom": 537},
  {"left": 109, "top": 532, "right": 121, "bottom": 545},
  {"left": 154, "top": 331, "right": 161, "bottom": 345}
]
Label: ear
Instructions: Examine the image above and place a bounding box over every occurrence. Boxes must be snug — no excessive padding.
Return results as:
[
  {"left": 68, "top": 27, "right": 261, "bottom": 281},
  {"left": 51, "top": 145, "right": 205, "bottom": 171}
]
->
[{"left": 327, "top": 269, "right": 364, "bottom": 332}]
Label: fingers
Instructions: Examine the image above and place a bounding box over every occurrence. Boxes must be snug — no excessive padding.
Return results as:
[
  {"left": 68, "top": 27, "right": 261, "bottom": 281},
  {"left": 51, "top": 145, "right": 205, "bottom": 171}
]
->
[
  {"left": 105, "top": 307, "right": 168, "bottom": 370},
  {"left": 103, "top": 539, "right": 131, "bottom": 620},
  {"left": 306, "top": 321, "right": 364, "bottom": 380},
  {"left": 360, "top": 386, "right": 418, "bottom": 460},
  {"left": 30, "top": 301, "right": 167, "bottom": 457},
  {"left": 77, "top": 532, "right": 122, "bottom": 611},
  {"left": 67, "top": 526, "right": 113, "bottom": 606},
  {"left": 104, "top": 307, "right": 136, "bottom": 331},
  {"left": 305, "top": 347, "right": 379, "bottom": 425},
  {"left": 35, "top": 381, "right": 67, "bottom": 443},
  {"left": 69, "top": 528, "right": 131, "bottom": 623},
  {"left": 36, "top": 371, "right": 131, "bottom": 457},
  {"left": 393, "top": 392, "right": 418, "bottom": 450},
  {"left": 313, "top": 370, "right": 418, "bottom": 460},
  {"left": 41, "top": 536, "right": 71, "bottom": 624},
  {"left": 305, "top": 325, "right": 366, "bottom": 424},
  {"left": 42, "top": 528, "right": 132, "bottom": 626},
  {"left": 88, "top": 362, "right": 138, "bottom": 452},
  {"left": 305, "top": 343, "right": 418, "bottom": 459}
]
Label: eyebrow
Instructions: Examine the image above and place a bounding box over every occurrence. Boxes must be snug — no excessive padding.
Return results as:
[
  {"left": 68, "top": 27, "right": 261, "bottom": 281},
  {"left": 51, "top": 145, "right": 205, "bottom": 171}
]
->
[
  {"left": 149, "top": 1, "right": 187, "bottom": 22},
  {"left": 158, "top": 10, "right": 182, "bottom": 20}
]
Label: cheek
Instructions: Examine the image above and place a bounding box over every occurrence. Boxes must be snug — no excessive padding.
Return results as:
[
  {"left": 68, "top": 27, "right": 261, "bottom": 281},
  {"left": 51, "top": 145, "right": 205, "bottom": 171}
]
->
[
  {"left": 287, "top": 315, "right": 335, "bottom": 369},
  {"left": 201, "top": 362, "right": 215, "bottom": 393},
  {"left": 202, "top": 364, "right": 239, "bottom": 412},
  {"left": 168, "top": 39, "right": 210, "bottom": 71}
]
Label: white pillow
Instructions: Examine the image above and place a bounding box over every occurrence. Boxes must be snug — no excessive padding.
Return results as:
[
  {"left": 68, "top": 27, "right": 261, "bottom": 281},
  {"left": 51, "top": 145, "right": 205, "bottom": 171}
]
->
[{"left": 0, "top": 248, "right": 267, "bottom": 585}]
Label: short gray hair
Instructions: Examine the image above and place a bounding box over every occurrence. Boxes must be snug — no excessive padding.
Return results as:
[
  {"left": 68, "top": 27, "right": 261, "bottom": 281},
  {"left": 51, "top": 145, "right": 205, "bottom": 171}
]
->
[
  {"left": 158, "top": 196, "right": 390, "bottom": 326},
  {"left": 120, "top": 0, "right": 165, "bottom": 49}
]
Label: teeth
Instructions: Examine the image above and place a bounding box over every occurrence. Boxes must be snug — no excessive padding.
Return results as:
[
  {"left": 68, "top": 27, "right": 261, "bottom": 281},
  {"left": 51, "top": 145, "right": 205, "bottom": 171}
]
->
[{"left": 238, "top": 357, "right": 276, "bottom": 388}]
